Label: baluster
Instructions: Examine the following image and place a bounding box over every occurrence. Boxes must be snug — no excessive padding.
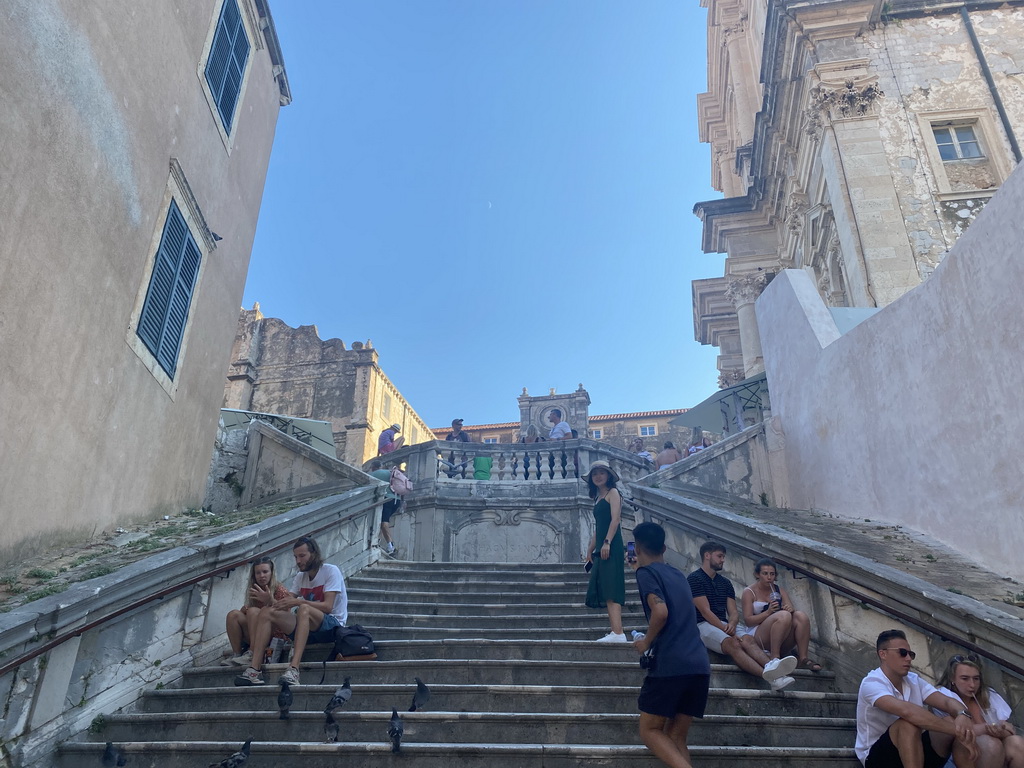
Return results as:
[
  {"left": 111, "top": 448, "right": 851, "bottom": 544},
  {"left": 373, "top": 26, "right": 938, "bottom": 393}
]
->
[{"left": 496, "top": 451, "right": 506, "bottom": 480}]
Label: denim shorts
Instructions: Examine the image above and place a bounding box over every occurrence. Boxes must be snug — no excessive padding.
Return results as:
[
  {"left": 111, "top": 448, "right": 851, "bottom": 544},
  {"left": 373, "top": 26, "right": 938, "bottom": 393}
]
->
[{"left": 289, "top": 612, "right": 342, "bottom": 644}]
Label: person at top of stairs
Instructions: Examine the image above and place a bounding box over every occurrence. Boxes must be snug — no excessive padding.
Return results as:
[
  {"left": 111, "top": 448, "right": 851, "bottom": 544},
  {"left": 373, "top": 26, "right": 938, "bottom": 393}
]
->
[
  {"left": 632, "top": 521, "right": 711, "bottom": 768},
  {"left": 583, "top": 461, "right": 627, "bottom": 642},
  {"left": 688, "top": 541, "right": 797, "bottom": 691}
]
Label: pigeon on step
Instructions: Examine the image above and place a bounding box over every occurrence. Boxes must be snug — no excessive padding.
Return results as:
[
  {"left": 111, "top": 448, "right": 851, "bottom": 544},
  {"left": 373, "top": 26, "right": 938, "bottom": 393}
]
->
[
  {"left": 278, "top": 680, "right": 292, "bottom": 720},
  {"left": 323, "top": 711, "right": 339, "bottom": 743},
  {"left": 208, "top": 739, "right": 250, "bottom": 768},
  {"left": 101, "top": 741, "right": 127, "bottom": 766},
  {"left": 409, "top": 677, "right": 431, "bottom": 712},
  {"left": 388, "top": 708, "right": 404, "bottom": 753},
  {"left": 324, "top": 676, "right": 352, "bottom": 714}
]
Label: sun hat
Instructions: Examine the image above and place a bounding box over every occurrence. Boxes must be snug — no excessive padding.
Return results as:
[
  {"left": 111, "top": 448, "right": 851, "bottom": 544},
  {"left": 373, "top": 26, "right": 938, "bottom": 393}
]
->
[
  {"left": 582, "top": 460, "right": 619, "bottom": 484},
  {"left": 390, "top": 423, "right": 401, "bottom": 432}
]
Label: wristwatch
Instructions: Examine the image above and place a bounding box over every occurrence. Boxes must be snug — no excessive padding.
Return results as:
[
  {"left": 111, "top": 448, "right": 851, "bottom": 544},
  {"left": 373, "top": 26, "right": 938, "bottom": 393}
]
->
[{"left": 603, "top": 539, "right": 610, "bottom": 545}]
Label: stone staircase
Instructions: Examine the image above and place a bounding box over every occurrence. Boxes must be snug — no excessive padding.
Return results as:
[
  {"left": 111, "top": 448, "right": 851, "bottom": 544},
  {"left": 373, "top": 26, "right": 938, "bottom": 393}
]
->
[{"left": 59, "top": 560, "right": 859, "bottom": 766}]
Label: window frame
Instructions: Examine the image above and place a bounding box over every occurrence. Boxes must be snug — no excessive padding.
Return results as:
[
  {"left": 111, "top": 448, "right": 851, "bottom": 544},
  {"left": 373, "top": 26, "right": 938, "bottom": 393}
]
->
[
  {"left": 917, "top": 109, "right": 1009, "bottom": 199},
  {"left": 590, "top": 429, "right": 602, "bottom": 440},
  {"left": 482, "top": 437, "right": 499, "bottom": 444},
  {"left": 639, "top": 425, "right": 657, "bottom": 437},
  {"left": 932, "top": 124, "right": 984, "bottom": 161},
  {"left": 127, "top": 166, "right": 213, "bottom": 397},
  {"left": 198, "top": 0, "right": 256, "bottom": 150}
]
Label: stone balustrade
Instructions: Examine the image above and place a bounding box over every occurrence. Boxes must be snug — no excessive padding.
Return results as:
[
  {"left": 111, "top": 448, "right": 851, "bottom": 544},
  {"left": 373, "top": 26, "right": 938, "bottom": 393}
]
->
[{"left": 373, "top": 438, "right": 653, "bottom": 486}]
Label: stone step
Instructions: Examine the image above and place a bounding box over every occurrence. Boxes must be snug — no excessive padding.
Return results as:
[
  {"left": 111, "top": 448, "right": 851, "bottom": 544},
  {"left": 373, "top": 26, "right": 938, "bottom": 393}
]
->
[
  {"left": 347, "top": 576, "right": 635, "bottom": 593},
  {"left": 96, "top": 710, "right": 856, "bottom": 748},
  {"left": 184, "top": 659, "right": 836, "bottom": 692},
  {"left": 370, "top": 639, "right": 657, "bottom": 661},
  {"left": 366, "top": 561, "right": 587, "bottom": 573},
  {"left": 348, "top": 588, "right": 621, "bottom": 605},
  {"left": 142, "top": 684, "right": 857, "bottom": 718},
  {"left": 348, "top": 600, "right": 606, "bottom": 616},
  {"left": 58, "top": 740, "right": 860, "bottom": 767},
  {"left": 352, "top": 611, "right": 646, "bottom": 630},
  {"left": 364, "top": 625, "right": 649, "bottom": 641},
  {"left": 356, "top": 565, "right": 606, "bottom": 581}
]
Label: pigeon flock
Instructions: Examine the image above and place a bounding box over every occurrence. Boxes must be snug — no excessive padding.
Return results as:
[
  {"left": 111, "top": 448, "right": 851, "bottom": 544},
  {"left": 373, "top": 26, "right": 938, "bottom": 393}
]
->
[{"left": 100, "top": 676, "right": 430, "bottom": 764}]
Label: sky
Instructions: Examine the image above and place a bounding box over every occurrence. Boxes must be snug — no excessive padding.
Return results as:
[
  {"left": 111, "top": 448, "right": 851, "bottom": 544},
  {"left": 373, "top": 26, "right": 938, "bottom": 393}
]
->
[{"left": 242, "top": 1, "right": 724, "bottom": 428}]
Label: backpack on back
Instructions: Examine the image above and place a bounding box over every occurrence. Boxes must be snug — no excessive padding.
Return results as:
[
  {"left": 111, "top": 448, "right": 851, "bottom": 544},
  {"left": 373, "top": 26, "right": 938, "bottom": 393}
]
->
[{"left": 389, "top": 467, "right": 413, "bottom": 496}]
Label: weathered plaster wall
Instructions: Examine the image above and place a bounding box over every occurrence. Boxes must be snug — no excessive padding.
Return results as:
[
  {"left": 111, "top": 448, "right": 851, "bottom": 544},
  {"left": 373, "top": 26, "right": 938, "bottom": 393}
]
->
[
  {"left": 0, "top": 1, "right": 284, "bottom": 560},
  {"left": 756, "top": 164, "right": 1024, "bottom": 581}
]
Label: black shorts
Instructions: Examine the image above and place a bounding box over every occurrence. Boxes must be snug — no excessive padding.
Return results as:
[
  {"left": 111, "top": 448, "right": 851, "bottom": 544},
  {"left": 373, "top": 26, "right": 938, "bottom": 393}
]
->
[
  {"left": 381, "top": 499, "right": 401, "bottom": 523},
  {"left": 866, "top": 727, "right": 947, "bottom": 768},
  {"left": 638, "top": 674, "right": 710, "bottom": 719}
]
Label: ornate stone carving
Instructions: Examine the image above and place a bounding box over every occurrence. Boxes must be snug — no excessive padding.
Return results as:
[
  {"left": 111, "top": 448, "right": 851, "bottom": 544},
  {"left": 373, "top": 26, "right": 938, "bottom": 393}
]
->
[
  {"left": 718, "top": 369, "right": 744, "bottom": 389},
  {"left": 725, "top": 272, "right": 769, "bottom": 307},
  {"left": 809, "top": 79, "right": 884, "bottom": 121},
  {"left": 785, "top": 192, "right": 809, "bottom": 234}
]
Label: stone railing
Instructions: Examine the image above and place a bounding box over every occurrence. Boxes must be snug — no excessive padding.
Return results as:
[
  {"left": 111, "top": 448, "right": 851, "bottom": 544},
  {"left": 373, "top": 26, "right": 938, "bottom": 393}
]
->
[
  {"left": 630, "top": 484, "right": 1024, "bottom": 716},
  {"left": 0, "top": 485, "right": 385, "bottom": 768},
  {"left": 373, "top": 438, "right": 653, "bottom": 486},
  {"left": 365, "top": 440, "right": 651, "bottom": 564}
]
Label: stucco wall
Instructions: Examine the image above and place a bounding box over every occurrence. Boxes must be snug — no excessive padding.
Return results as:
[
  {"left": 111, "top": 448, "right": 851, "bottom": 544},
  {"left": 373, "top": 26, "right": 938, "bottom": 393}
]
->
[
  {"left": 756, "top": 164, "right": 1024, "bottom": 581},
  {"left": 0, "top": 1, "right": 284, "bottom": 559}
]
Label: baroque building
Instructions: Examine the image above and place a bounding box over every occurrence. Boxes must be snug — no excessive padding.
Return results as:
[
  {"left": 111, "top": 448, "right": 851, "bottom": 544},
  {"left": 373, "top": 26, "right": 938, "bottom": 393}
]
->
[
  {"left": 223, "top": 305, "right": 433, "bottom": 466},
  {"left": 692, "top": 0, "right": 1024, "bottom": 382},
  {"left": 0, "top": 0, "right": 289, "bottom": 560}
]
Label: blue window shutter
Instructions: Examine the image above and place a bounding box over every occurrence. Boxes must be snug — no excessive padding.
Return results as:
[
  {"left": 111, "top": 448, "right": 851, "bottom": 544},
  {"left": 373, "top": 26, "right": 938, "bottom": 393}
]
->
[
  {"left": 204, "top": 0, "right": 249, "bottom": 133},
  {"left": 137, "top": 201, "right": 201, "bottom": 379}
]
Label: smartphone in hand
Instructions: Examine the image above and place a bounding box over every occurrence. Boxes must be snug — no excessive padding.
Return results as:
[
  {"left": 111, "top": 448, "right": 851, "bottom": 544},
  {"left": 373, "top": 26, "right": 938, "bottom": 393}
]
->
[
  {"left": 584, "top": 560, "right": 593, "bottom": 573},
  {"left": 626, "top": 541, "right": 636, "bottom": 563}
]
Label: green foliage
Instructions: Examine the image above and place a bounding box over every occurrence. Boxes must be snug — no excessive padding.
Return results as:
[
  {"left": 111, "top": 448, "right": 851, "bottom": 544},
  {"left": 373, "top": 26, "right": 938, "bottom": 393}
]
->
[
  {"left": 83, "top": 566, "right": 116, "bottom": 580},
  {"left": 25, "top": 568, "right": 56, "bottom": 581},
  {"left": 88, "top": 715, "right": 106, "bottom": 734},
  {"left": 759, "top": 492, "right": 769, "bottom": 507}
]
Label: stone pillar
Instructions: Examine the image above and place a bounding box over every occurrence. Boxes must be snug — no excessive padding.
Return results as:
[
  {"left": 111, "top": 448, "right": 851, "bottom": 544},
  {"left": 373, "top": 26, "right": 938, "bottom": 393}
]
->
[{"left": 726, "top": 273, "right": 769, "bottom": 379}]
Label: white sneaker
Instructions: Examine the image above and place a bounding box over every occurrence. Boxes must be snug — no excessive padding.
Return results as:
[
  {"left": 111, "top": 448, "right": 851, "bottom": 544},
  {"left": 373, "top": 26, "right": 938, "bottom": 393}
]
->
[
  {"left": 762, "top": 655, "right": 798, "bottom": 682},
  {"left": 227, "top": 650, "right": 253, "bottom": 667},
  {"left": 595, "top": 632, "right": 628, "bottom": 643},
  {"left": 387, "top": 542, "right": 395, "bottom": 553},
  {"left": 279, "top": 666, "right": 301, "bottom": 685},
  {"left": 770, "top": 674, "right": 796, "bottom": 691}
]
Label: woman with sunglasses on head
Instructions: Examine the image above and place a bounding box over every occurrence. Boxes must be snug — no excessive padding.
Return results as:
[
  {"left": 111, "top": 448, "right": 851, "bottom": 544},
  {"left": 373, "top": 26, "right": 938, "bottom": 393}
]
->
[
  {"left": 935, "top": 654, "right": 1024, "bottom": 768},
  {"left": 741, "top": 558, "right": 823, "bottom": 672}
]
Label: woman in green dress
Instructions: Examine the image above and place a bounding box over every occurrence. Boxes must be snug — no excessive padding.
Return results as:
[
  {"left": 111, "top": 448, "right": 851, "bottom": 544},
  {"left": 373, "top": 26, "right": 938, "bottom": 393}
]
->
[{"left": 583, "top": 461, "right": 627, "bottom": 642}]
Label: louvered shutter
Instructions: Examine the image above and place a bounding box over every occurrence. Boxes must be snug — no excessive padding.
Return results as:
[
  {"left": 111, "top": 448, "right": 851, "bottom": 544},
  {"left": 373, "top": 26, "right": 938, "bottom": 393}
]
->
[
  {"left": 204, "top": 0, "right": 249, "bottom": 133},
  {"left": 137, "top": 201, "right": 202, "bottom": 379}
]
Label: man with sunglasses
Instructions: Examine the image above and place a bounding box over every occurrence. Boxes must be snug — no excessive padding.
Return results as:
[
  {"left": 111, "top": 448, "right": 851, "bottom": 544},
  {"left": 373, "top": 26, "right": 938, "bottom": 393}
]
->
[{"left": 856, "top": 629, "right": 978, "bottom": 767}]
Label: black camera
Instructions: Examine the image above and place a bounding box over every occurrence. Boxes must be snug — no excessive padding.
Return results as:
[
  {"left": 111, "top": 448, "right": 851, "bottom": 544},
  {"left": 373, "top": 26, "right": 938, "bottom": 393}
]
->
[{"left": 639, "top": 648, "right": 656, "bottom": 671}]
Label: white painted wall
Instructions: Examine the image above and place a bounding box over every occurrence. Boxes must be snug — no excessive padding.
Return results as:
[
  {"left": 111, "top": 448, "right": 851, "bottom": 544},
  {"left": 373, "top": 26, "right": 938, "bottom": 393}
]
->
[{"left": 756, "top": 164, "right": 1024, "bottom": 582}]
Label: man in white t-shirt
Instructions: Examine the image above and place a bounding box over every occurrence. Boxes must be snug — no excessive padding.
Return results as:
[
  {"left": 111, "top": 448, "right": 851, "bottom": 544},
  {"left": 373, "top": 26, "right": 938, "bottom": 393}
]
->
[
  {"left": 855, "top": 629, "right": 977, "bottom": 767},
  {"left": 547, "top": 409, "right": 572, "bottom": 440},
  {"left": 236, "top": 536, "right": 348, "bottom": 687}
]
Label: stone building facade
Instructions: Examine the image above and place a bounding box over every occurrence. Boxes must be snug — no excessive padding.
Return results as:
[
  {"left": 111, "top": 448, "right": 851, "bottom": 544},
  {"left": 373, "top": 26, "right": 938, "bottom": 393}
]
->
[
  {"left": 692, "top": 0, "right": 1024, "bottom": 383},
  {"left": 223, "top": 305, "right": 433, "bottom": 466},
  {"left": 0, "top": 0, "right": 289, "bottom": 561}
]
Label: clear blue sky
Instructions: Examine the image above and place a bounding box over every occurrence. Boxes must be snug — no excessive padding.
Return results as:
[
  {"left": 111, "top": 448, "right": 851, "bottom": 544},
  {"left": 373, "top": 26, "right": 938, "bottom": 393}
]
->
[{"left": 243, "top": 1, "right": 724, "bottom": 428}]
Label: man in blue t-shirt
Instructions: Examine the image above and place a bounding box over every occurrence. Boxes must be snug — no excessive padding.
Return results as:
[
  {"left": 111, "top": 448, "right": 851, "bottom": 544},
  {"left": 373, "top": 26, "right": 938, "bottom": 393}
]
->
[{"left": 632, "top": 522, "right": 711, "bottom": 768}]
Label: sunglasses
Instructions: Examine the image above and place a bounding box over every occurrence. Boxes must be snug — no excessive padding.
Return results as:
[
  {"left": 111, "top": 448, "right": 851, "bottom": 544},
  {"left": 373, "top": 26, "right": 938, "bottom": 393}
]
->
[
  {"left": 950, "top": 654, "right": 979, "bottom": 665},
  {"left": 882, "top": 647, "right": 917, "bottom": 659}
]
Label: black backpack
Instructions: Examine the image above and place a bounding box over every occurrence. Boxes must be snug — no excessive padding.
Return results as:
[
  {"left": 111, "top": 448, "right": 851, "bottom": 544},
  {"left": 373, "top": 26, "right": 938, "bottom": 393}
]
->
[{"left": 332, "top": 624, "right": 375, "bottom": 658}]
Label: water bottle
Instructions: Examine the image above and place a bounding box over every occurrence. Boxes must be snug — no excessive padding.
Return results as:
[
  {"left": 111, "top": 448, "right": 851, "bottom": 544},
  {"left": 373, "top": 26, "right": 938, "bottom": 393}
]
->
[
  {"left": 769, "top": 585, "right": 782, "bottom": 612},
  {"left": 631, "top": 630, "right": 645, "bottom": 641}
]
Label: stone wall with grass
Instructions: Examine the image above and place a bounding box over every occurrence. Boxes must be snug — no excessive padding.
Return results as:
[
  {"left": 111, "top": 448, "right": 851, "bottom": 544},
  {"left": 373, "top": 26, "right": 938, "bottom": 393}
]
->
[{"left": 0, "top": 486, "right": 384, "bottom": 768}]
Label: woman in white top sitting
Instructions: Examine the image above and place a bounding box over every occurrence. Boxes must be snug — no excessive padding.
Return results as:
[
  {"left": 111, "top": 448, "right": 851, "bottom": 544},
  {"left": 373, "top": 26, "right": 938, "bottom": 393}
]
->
[
  {"left": 935, "top": 654, "right": 1023, "bottom": 767},
  {"left": 741, "top": 558, "right": 822, "bottom": 672}
]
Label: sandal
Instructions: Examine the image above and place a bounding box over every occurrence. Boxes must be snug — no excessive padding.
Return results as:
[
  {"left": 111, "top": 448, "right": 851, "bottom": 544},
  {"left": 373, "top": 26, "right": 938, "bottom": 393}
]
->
[{"left": 798, "top": 658, "right": 823, "bottom": 672}]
